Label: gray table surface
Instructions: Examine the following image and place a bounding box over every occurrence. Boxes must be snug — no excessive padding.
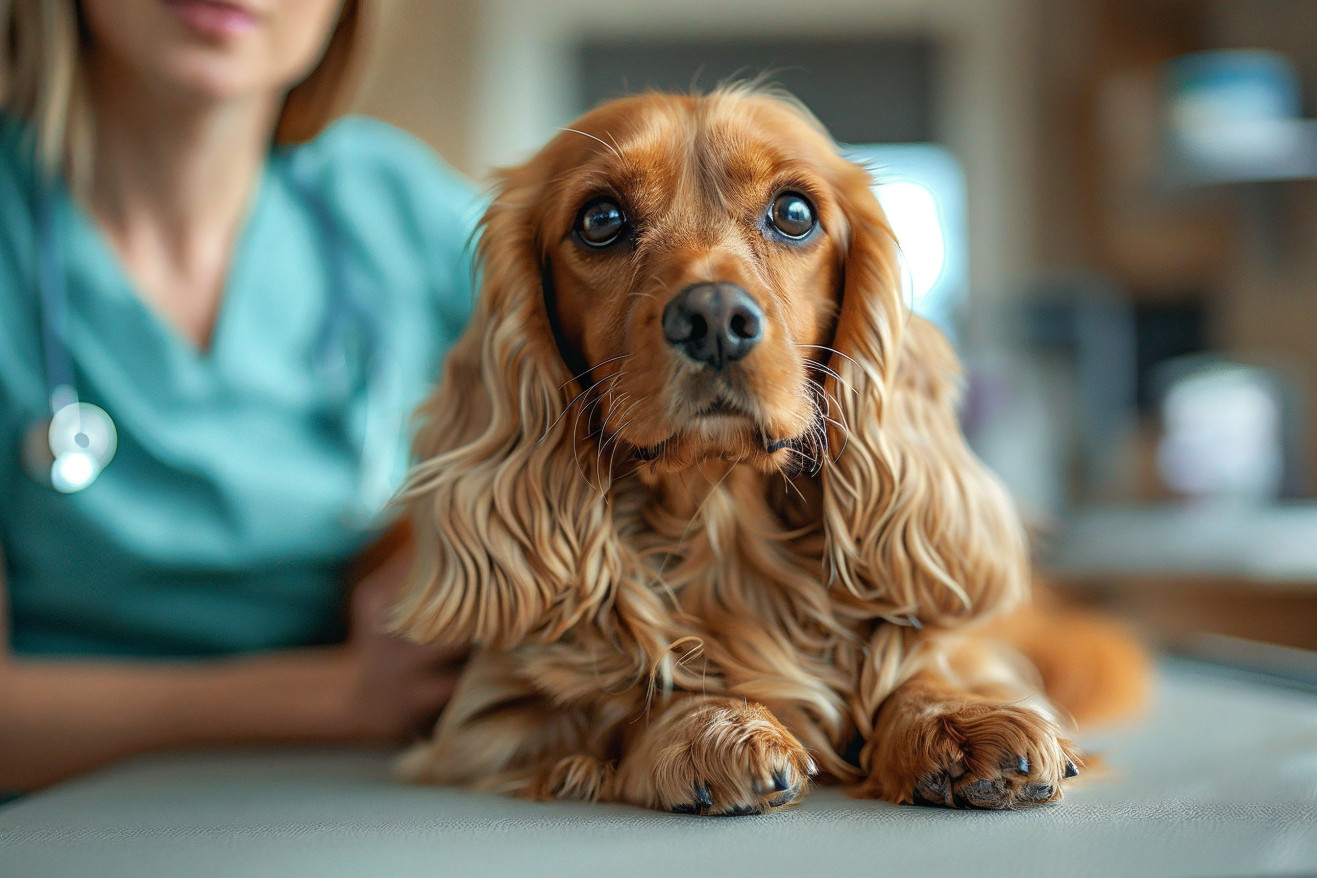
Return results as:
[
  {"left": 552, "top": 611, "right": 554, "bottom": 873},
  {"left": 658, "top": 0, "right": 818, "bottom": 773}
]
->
[{"left": 2, "top": 660, "right": 1315, "bottom": 878}]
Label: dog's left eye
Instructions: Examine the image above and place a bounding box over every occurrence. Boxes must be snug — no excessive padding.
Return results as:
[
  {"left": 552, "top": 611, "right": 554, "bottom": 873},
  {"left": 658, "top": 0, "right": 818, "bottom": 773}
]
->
[
  {"left": 575, "top": 198, "right": 628, "bottom": 248},
  {"left": 768, "top": 193, "right": 816, "bottom": 240}
]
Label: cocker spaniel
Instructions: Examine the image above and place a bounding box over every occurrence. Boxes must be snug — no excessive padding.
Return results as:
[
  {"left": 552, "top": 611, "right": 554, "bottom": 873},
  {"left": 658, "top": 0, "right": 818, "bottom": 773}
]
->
[{"left": 393, "top": 87, "right": 1146, "bottom": 814}]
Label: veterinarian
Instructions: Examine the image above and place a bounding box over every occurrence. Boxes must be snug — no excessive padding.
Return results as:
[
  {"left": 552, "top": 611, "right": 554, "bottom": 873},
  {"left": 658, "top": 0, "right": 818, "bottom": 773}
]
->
[{"left": 0, "top": 0, "right": 477, "bottom": 792}]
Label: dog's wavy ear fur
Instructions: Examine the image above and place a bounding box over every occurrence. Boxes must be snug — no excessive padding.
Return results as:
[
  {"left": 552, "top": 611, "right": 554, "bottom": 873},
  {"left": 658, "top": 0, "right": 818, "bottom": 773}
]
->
[
  {"left": 819, "top": 157, "right": 1030, "bottom": 629},
  {"left": 393, "top": 160, "right": 620, "bottom": 649}
]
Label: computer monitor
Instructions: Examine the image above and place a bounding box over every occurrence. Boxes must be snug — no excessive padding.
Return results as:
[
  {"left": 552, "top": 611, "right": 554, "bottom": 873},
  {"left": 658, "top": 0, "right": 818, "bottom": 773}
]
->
[{"left": 845, "top": 143, "right": 967, "bottom": 338}]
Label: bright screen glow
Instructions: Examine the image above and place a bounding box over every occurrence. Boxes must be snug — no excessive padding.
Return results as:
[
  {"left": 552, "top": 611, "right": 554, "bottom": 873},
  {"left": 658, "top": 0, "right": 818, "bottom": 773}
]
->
[
  {"left": 876, "top": 180, "right": 947, "bottom": 304},
  {"left": 845, "top": 144, "right": 967, "bottom": 337}
]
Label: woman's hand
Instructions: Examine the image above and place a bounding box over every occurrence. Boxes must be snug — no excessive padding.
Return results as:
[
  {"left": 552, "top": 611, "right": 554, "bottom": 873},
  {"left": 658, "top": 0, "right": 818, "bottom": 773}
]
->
[{"left": 338, "top": 546, "right": 468, "bottom": 744}]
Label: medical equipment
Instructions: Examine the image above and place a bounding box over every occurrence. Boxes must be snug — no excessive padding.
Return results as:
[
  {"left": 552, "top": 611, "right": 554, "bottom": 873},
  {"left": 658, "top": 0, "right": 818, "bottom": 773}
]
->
[{"left": 22, "top": 161, "right": 398, "bottom": 522}]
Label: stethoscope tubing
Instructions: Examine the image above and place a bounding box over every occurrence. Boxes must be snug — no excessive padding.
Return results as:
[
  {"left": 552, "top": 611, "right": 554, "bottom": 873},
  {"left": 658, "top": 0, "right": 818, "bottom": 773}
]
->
[
  {"left": 27, "top": 155, "right": 395, "bottom": 520},
  {"left": 35, "top": 175, "right": 78, "bottom": 410}
]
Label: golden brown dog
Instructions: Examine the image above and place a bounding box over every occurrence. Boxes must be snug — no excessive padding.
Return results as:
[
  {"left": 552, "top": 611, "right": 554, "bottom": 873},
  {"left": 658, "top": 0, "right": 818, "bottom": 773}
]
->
[{"left": 393, "top": 87, "right": 1147, "bottom": 814}]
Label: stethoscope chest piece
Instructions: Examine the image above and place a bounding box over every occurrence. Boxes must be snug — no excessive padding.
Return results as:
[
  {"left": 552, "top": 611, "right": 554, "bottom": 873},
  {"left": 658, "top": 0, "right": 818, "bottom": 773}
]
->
[
  {"left": 24, "top": 159, "right": 391, "bottom": 510},
  {"left": 23, "top": 398, "right": 118, "bottom": 493}
]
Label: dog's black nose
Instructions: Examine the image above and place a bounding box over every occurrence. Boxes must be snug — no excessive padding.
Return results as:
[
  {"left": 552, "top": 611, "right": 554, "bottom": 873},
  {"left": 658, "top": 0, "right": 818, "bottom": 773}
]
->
[{"left": 662, "top": 283, "right": 764, "bottom": 369}]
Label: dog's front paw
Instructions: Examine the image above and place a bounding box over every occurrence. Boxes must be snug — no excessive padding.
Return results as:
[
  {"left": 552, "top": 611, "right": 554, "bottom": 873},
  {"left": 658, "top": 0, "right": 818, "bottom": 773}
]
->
[
  {"left": 871, "top": 701, "right": 1083, "bottom": 810},
  {"left": 632, "top": 699, "right": 817, "bottom": 816}
]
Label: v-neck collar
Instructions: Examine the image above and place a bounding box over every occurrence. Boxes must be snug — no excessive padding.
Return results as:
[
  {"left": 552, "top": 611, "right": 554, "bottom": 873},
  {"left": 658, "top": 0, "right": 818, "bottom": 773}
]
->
[{"left": 57, "top": 162, "right": 275, "bottom": 369}]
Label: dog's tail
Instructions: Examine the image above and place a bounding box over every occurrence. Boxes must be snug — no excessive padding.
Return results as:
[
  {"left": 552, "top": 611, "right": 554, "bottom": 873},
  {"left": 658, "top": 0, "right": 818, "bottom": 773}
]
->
[
  {"left": 986, "top": 591, "right": 1152, "bottom": 728},
  {"left": 394, "top": 741, "right": 444, "bottom": 783}
]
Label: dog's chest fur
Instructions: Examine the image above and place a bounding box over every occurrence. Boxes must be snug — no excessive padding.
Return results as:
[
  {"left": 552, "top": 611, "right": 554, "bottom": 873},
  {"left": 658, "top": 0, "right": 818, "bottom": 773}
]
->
[{"left": 511, "top": 462, "right": 874, "bottom": 763}]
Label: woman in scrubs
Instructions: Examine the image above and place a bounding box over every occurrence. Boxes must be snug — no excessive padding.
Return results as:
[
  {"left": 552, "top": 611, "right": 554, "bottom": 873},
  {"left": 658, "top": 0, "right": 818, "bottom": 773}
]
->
[{"left": 0, "top": 0, "right": 475, "bottom": 789}]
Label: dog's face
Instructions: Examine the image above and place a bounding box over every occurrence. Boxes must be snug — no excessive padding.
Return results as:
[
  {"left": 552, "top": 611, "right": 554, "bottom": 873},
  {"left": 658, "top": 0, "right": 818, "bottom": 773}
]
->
[{"left": 523, "top": 92, "right": 864, "bottom": 474}]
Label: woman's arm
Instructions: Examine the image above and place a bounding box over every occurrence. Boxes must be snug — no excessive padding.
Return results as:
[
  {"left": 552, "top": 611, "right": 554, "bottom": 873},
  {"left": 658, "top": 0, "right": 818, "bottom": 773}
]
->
[
  {"left": 0, "top": 544, "right": 463, "bottom": 791},
  {"left": 0, "top": 642, "right": 360, "bottom": 790}
]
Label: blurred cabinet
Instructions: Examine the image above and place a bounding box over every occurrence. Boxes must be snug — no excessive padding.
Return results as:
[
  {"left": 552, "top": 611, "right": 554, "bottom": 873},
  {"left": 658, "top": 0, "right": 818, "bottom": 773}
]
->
[{"left": 1031, "top": 0, "right": 1317, "bottom": 500}]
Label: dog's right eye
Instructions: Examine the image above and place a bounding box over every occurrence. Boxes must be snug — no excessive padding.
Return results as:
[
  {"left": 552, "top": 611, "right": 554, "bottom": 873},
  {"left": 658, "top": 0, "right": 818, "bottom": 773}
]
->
[{"left": 575, "top": 198, "right": 627, "bottom": 248}]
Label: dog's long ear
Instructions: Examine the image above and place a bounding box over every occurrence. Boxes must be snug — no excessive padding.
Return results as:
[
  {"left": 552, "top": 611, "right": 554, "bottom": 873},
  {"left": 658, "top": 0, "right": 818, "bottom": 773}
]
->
[
  {"left": 820, "top": 159, "right": 1029, "bottom": 628},
  {"left": 393, "top": 162, "right": 618, "bottom": 649}
]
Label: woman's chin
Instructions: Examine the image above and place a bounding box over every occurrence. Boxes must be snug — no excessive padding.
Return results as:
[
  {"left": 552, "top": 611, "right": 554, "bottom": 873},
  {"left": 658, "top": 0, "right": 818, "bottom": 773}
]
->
[{"left": 147, "top": 51, "right": 282, "bottom": 107}]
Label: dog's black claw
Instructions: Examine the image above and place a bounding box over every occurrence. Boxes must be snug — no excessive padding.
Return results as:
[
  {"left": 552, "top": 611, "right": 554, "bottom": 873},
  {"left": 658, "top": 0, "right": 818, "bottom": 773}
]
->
[
  {"left": 1012, "top": 755, "right": 1030, "bottom": 775},
  {"left": 1021, "top": 783, "right": 1054, "bottom": 802},
  {"left": 956, "top": 779, "right": 1008, "bottom": 810},
  {"left": 771, "top": 768, "right": 791, "bottom": 792},
  {"left": 726, "top": 804, "right": 755, "bottom": 816},
  {"left": 694, "top": 782, "right": 713, "bottom": 808},
  {"left": 913, "top": 772, "right": 950, "bottom": 807},
  {"left": 1064, "top": 759, "right": 1079, "bottom": 778},
  {"left": 671, "top": 803, "right": 699, "bottom": 814}
]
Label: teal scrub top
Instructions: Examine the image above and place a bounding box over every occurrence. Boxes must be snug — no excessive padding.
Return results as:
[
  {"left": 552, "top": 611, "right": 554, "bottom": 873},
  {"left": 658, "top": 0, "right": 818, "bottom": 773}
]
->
[{"left": 0, "top": 114, "right": 481, "bottom": 658}]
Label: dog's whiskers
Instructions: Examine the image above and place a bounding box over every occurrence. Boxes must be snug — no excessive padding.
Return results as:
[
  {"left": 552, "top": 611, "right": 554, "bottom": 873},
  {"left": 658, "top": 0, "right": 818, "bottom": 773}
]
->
[
  {"left": 578, "top": 385, "right": 624, "bottom": 491},
  {"left": 558, "top": 353, "right": 630, "bottom": 391},
  {"left": 601, "top": 415, "right": 642, "bottom": 485},
  {"left": 540, "top": 366, "right": 628, "bottom": 446},
  {"left": 792, "top": 376, "right": 845, "bottom": 470},
  {"left": 801, "top": 357, "right": 856, "bottom": 396},
  {"left": 779, "top": 463, "right": 809, "bottom": 504},
  {"left": 598, "top": 410, "right": 642, "bottom": 466},
  {"left": 556, "top": 126, "right": 624, "bottom": 161},
  {"left": 594, "top": 391, "right": 635, "bottom": 488},
  {"left": 800, "top": 367, "right": 852, "bottom": 465},
  {"left": 561, "top": 370, "right": 630, "bottom": 491},
  {"left": 795, "top": 343, "right": 867, "bottom": 379}
]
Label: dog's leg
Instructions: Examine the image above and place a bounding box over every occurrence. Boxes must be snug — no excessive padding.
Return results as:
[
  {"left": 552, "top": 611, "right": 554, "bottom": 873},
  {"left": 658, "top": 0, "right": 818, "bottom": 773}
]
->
[
  {"left": 857, "top": 633, "right": 1083, "bottom": 809},
  {"left": 610, "top": 695, "right": 817, "bottom": 815}
]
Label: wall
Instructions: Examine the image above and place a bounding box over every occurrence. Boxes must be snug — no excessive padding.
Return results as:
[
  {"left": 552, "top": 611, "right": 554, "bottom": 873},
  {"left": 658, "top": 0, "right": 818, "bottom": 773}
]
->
[
  {"left": 355, "top": 0, "right": 1041, "bottom": 318},
  {"left": 353, "top": 0, "right": 478, "bottom": 176}
]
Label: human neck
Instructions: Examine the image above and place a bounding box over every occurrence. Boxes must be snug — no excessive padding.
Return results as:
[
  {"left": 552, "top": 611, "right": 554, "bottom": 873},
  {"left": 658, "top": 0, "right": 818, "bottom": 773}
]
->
[{"left": 85, "top": 55, "right": 279, "bottom": 348}]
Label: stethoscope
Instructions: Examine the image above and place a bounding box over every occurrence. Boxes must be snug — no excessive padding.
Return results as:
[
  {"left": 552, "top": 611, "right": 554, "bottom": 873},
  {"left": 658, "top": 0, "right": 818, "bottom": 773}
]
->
[{"left": 22, "top": 157, "right": 399, "bottom": 523}]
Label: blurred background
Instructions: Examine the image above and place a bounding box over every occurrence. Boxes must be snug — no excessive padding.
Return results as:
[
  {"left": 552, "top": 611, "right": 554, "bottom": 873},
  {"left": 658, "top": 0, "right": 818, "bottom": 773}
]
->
[{"left": 355, "top": 0, "right": 1317, "bottom": 668}]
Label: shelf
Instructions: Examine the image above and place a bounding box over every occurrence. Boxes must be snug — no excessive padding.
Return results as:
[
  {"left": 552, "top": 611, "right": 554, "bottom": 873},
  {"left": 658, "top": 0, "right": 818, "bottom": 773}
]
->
[
  {"left": 1046, "top": 501, "right": 1317, "bottom": 585},
  {"left": 1161, "top": 118, "right": 1317, "bottom": 188}
]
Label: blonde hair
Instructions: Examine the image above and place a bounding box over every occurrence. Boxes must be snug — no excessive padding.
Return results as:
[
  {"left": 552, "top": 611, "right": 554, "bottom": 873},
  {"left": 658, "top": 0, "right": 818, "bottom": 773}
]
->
[{"left": 0, "top": 0, "right": 367, "bottom": 187}]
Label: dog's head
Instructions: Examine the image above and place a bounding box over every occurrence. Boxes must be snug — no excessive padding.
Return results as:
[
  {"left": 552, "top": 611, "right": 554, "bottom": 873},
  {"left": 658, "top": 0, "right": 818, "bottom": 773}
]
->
[
  {"left": 464, "top": 89, "right": 905, "bottom": 477},
  {"left": 398, "top": 89, "right": 1026, "bottom": 649},
  {"left": 515, "top": 90, "right": 897, "bottom": 474}
]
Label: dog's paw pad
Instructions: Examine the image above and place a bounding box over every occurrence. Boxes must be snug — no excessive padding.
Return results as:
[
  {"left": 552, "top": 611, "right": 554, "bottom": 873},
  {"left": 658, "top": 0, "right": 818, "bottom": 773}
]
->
[{"left": 885, "top": 702, "right": 1084, "bottom": 810}]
